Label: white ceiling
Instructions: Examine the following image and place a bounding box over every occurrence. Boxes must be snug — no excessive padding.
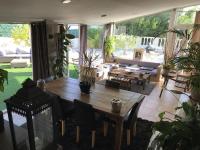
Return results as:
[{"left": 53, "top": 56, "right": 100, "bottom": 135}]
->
[{"left": 0, "top": 0, "right": 200, "bottom": 25}]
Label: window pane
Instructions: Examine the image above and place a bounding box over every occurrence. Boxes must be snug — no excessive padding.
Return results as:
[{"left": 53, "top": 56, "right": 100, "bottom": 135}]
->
[
  {"left": 87, "top": 25, "right": 104, "bottom": 64},
  {"left": 68, "top": 24, "right": 79, "bottom": 62},
  {"left": 176, "top": 5, "right": 200, "bottom": 25},
  {"left": 114, "top": 11, "right": 170, "bottom": 63},
  {"left": 68, "top": 24, "right": 79, "bottom": 79}
]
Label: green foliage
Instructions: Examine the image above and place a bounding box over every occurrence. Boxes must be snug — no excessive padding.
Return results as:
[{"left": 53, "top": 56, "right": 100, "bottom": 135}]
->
[
  {"left": 52, "top": 25, "right": 75, "bottom": 79},
  {"left": 116, "top": 11, "right": 170, "bottom": 37},
  {"left": 174, "top": 42, "right": 200, "bottom": 72},
  {"left": 0, "top": 24, "right": 17, "bottom": 37},
  {"left": 87, "top": 27, "right": 103, "bottom": 48},
  {"left": 104, "top": 36, "right": 115, "bottom": 57},
  {"left": 114, "top": 34, "right": 136, "bottom": 49},
  {"left": 149, "top": 102, "right": 200, "bottom": 150},
  {"left": 11, "top": 24, "right": 30, "bottom": 46},
  {"left": 172, "top": 26, "right": 200, "bottom": 90},
  {"left": 177, "top": 11, "right": 194, "bottom": 24},
  {"left": 0, "top": 69, "right": 8, "bottom": 92}
]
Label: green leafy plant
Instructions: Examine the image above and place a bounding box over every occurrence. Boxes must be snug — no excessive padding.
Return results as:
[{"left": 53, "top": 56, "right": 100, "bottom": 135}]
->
[
  {"left": 104, "top": 36, "right": 115, "bottom": 59},
  {"left": 149, "top": 102, "right": 200, "bottom": 150},
  {"left": 155, "top": 24, "right": 200, "bottom": 98},
  {"left": 52, "top": 25, "right": 75, "bottom": 79},
  {"left": 80, "top": 49, "right": 99, "bottom": 84},
  {"left": 0, "top": 69, "right": 8, "bottom": 92},
  {"left": 171, "top": 25, "right": 200, "bottom": 97}
]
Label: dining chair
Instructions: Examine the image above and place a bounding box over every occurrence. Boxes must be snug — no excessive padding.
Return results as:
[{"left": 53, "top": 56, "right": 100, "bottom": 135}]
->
[
  {"left": 73, "top": 99, "right": 97, "bottom": 148},
  {"left": 124, "top": 97, "right": 144, "bottom": 145},
  {"left": 103, "top": 97, "right": 144, "bottom": 146},
  {"left": 59, "top": 98, "right": 75, "bottom": 136}
]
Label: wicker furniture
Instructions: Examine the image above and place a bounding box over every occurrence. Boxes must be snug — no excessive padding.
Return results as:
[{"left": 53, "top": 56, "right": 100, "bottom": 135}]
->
[{"left": 108, "top": 68, "right": 151, "bottom": 90}]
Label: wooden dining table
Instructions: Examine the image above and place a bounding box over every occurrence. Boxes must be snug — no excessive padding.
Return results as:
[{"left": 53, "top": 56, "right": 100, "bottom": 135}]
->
[{"left": 46, "top": 77, "right": 145, "bottom": 150}]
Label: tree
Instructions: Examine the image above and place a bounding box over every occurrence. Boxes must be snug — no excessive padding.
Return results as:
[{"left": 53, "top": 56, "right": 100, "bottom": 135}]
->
[
  {"left": 0, "top": 24, "right": 16, "bottom": 37},
  {"left": 11, "top": 24, "right": 30, "bottom": 46},
  {"left": 116, "top": 11, "right": 170, "bottom": 37},
  {"left": 87, "top": 27, "right": 103, "bottom": 48},
  {"left": 115, "top": 34, "right": 136, "bottom": 54}
]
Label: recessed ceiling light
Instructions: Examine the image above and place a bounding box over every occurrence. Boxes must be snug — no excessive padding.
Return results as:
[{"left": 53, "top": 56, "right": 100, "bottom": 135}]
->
[
  {"left": 62, "top": 0, "right": 71, "bottom": 4},
  {"left": 101, "top": 14, "right": 107, "bottom": 17}
]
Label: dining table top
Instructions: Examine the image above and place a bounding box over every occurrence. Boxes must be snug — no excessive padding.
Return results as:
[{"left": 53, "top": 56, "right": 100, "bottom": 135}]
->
[{"left": 46, "top": 77, "right": 145, "bottom": 119}]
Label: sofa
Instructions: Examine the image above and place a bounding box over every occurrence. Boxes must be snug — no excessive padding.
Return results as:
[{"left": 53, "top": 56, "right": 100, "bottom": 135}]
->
[
  {"left": 0, "top": 46, "right": 31, "bottom": 63},
  {"left": 116, "top": 59, "right": 162, "bottom": 82}
]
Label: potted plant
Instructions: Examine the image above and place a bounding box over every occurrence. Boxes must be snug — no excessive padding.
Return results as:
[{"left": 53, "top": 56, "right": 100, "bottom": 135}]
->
[
  {"left": 52, "top": 25, "right": 75, "bottom": 79},
  {"left": 104, "top": 36, "right": 115, "bottom": 62},
  {"left": 0, "top": 69, "right": 8, "bottom": 92},
  {"left": 155, "top": 25, "right": 200, "bottom": 102},
  {"left": 174, "top": 42, "right": 200, "bottom": 102},
  {"left": 79, "top": 49, "right": 99, "bottom": 94},
  {"left": 149, "top": 102, "right": 200, "bottom": 150}
]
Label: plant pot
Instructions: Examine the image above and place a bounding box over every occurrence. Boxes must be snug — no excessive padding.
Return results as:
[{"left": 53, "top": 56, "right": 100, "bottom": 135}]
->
[
  {"left": 191, "top": 88, "right": 200, "bottom": 103},
  {"left": 79, "top": 81, "right": 91, "bottom": 94},
  {"left": 111, "top": 99, "right": 122, "bottom": 113}
]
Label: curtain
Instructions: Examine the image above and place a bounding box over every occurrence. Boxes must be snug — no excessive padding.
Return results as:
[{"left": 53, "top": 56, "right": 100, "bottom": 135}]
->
[
  {"left": 79, "top": 24, "right": 87, "bottom": 65},
  {"left": 31, "top": 21, "right": 50, "bottom": 81}
]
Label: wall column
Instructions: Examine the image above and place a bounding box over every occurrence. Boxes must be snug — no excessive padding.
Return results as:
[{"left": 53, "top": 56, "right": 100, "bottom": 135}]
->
[
  {"left": 165, "top": 9, "right": 177, "bottom": 63},
  {"left": 79, "top": 24, "right": 87, "bottom": 65},
  {"left": 192, "top": 11, "right": 200, "bottom": 42}
]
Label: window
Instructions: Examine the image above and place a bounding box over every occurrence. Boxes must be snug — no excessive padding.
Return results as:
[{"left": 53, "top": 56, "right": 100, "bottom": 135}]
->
[
  {"left": 68, "top": 24, "right": 80, "bottom": 63},
  {"left": 87, "top": 25, "right": 104, "bottom": 64},
  {"left": 68, "top": 24, "right": 80, "bottom": 78},
  {"left": 174, "top": 5, "right": 200, "bottom": 52},
  {"left": 114, "top": 11, "right": 170, "bottom": 63},
  {"left": 176, "top": 5, "right": 200, "bottom": 25}
]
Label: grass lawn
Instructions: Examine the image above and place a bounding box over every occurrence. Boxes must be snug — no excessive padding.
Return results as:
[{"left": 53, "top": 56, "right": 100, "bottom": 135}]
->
[
  {"left": 0, "top": 63, "right": 78, "bottom": 111},
  {"left": 0, "top": 63, "right": 32, "bottom": 110}
]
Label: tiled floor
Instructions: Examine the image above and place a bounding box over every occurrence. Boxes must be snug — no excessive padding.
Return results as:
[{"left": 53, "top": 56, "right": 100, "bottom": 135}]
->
[{"left": 138, "top": 78, "right": 185, "bottom": 122}]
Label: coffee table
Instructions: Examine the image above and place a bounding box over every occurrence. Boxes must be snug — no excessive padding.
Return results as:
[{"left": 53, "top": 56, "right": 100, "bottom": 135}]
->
[{"left": 108, "top": 68, "right": 151, "bottom": 90}]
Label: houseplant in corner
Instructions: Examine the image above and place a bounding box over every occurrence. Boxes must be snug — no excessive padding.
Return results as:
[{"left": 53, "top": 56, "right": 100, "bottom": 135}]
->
[
  {"left": 79, "top": 49, "right": 99, "bottom": 94},
  {"left": 52, "top": 25, "right": 75, "bottom": 79},
  {"left": 149, "top": 101, "right": 200, "bottom": 150},
  {"left": 173, "top": 41, "right": 200, "bottom": 102},
  {"left": 155, "top": 25, "right": 200, "bottom": 102}
]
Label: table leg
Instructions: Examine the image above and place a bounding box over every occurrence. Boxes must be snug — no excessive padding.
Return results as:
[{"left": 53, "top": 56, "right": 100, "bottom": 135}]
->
[
  {"left": 114, "top": 119, "right": 123, "bottom": 150},
  {"left": 142, "top": 79, "right": 146, "bottom": 90}
]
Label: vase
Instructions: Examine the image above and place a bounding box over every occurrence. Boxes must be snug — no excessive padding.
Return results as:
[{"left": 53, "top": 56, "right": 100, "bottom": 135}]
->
[
  {"left": 111, "top": 99, "right": 122, "bottom": 113},
  {"left": 79, "top": 81, "right": 91, "bottom": 94}
]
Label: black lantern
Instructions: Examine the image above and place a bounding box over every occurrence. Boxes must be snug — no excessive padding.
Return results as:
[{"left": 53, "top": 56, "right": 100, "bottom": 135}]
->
[{"left": 5, "top": 79, "right": 57, "bottom": 150}]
